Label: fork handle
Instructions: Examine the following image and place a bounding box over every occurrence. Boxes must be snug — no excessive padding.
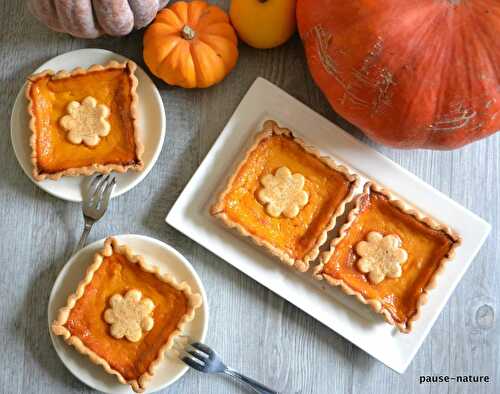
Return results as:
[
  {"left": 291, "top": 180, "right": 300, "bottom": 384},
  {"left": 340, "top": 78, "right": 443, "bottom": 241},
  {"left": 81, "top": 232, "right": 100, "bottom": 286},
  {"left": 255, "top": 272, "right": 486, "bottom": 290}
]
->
[
  {"left": 223, "top": 368, "right": 278, "bottom": 394},
  {"left": 73, "top": 221, "right": 93, "bottom": 254}
]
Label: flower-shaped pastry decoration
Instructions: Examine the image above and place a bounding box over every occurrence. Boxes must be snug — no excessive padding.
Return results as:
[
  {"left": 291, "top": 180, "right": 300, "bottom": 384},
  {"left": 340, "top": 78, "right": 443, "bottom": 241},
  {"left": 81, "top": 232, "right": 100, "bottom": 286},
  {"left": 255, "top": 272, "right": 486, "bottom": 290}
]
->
[
  {"left": 355, "top": 231, "right": 408, "bottom": 285},
  {"left": 59, "top": 96, "right": 111, "bottom": 147},
  {"left": 257, "top": 166, "right": 309, "bottom": 218},
  {"left": 104, "top": 289, "right": 155, "bottom": 342}
]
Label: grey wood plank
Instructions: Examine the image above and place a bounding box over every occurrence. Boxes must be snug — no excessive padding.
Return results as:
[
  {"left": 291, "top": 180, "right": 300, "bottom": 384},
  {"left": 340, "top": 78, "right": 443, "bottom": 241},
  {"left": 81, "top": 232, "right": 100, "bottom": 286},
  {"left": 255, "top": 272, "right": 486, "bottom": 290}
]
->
[{"left": 0, "top": 1, "right": 498, "bottom": 393}]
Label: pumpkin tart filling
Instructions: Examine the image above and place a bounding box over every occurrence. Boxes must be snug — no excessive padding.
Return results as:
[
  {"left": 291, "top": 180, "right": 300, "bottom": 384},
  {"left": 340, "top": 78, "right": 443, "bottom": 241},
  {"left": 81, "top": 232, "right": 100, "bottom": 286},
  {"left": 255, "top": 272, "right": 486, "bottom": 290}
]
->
[
  {"left": 52, "top": 237, "right": 202, "bottom": 393},
  {"left": 211, "top": 120, "right": 359, "bottom": 272},
  {"left": 315, "top": 183, "right": 461, "bottom": 333},
  {"left": 26, "top": 60, "right": 143, "bottom": 181}
]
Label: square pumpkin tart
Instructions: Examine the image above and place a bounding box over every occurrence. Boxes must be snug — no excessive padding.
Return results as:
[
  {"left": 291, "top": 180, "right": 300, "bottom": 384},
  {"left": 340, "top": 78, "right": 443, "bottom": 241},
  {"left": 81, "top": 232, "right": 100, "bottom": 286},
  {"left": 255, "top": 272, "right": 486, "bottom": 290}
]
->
[
  {"left": 26, "top": 60, "right": 144, "bottom": 181},
  {"left": 211, "top": 120, "right": 359, "bottom": 272},
  {"left": 52, "top": 237, "right": 202, "bottom": 393},
  {"left": 314, "top": 182, "right": 461, "bottom": 333}
]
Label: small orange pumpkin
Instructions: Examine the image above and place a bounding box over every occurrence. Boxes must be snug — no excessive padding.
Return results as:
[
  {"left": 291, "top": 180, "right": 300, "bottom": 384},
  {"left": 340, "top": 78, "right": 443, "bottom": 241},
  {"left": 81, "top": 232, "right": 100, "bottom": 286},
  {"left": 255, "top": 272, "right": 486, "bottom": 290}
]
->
[{"left": 143, "top": 0, "right": 239, "bottom": 88}]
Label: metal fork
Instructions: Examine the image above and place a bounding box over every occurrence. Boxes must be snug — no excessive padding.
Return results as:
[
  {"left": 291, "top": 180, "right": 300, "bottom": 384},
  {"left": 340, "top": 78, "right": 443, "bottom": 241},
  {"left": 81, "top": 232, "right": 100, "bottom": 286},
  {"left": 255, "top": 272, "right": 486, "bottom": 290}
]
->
[
  {"left": 182, "top": 342, "right": 278, "bottom": 394},
  {"left": 73, "top": 174, "right": 116, "bottom": 254}
]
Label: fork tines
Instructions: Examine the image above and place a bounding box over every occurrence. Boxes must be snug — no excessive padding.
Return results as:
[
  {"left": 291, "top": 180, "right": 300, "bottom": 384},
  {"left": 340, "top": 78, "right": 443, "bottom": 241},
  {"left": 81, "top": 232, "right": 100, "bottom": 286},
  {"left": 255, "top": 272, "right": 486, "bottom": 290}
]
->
[
  {"left": 83, "top": 174, "right": 116, "bottom": 217},
  {"left": 174, "top": 337, "right": 212, "bottom": 371}
]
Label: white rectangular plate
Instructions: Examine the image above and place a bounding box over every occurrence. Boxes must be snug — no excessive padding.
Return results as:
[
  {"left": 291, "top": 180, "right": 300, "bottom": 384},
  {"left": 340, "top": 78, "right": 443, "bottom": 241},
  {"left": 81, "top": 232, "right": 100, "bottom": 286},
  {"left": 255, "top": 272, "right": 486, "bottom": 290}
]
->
[{"left": 166, "top": 77, "right": 490, "bottom": 373}]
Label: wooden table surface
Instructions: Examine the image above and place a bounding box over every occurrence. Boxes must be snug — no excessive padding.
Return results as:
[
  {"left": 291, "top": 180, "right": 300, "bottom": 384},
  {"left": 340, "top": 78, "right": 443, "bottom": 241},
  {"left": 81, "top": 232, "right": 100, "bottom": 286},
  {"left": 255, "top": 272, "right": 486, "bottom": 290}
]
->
[{"left": 1, "top": 1, "right": 498, "bottom": 394}]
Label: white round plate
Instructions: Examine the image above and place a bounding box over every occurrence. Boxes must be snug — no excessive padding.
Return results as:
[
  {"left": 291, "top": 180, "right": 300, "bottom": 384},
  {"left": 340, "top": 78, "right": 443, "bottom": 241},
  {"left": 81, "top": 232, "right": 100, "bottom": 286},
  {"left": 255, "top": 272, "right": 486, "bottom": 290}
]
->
[
  {"left": 48, "top": 234, "right": 208, "bottom": 393},
  {"left": 11, "top": 48, "right": 166, "bottom": 202}
]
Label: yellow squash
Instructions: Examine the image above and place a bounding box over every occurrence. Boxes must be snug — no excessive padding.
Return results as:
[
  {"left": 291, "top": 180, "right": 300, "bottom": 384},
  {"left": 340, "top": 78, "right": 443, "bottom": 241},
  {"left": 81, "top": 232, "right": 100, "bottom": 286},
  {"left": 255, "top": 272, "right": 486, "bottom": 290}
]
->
[{"left": 230, "top": 0, "right": 296, "bottom": 49}]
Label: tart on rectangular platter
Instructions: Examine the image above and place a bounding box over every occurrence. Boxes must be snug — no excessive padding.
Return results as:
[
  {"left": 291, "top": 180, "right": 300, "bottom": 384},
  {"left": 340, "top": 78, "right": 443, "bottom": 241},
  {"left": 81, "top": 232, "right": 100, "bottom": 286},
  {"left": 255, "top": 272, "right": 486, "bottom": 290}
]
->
[
  {"left": 211, "top": 120, "right": 359, "bottom": 272},
  {"left": 26, "top": 60, "right": 144, "bottom": 181},
  {"left": 52, "top": 237, "right": 202, "bottom": 393},
  {"left": 314, "top": 182, "right": 461, "bottom": 333}
]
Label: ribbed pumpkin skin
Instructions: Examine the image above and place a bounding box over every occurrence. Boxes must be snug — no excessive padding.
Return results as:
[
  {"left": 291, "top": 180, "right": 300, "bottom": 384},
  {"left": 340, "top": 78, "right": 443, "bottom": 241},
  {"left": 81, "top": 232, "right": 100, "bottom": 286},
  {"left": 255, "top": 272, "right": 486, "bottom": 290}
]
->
[
  {"left": 143, "top": 1, "right": 238, "bottom": 88},
  {"left": 28, "top": 0, "right": 170, "bottom": 38},
  {"left": 297, "top": 0, "right": 500, "bottom": 149}
]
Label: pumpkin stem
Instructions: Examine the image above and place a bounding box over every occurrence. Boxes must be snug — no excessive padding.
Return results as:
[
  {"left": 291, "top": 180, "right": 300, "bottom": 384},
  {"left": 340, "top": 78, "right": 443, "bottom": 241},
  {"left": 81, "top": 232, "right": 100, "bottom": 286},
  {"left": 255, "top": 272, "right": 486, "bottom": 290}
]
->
[{"left": 181, "top": 25, "right": 196, "bottom": 40}]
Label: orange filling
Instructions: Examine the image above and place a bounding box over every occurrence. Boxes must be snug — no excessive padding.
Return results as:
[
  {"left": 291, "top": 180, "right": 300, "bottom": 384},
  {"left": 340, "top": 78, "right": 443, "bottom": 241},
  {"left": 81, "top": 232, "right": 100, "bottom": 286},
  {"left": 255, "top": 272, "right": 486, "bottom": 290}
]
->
[
  {"left": 322, "top": 191, "right": 454, "bottom": 325},
  {"left": 29, "top": 68, "right": 138, "bottom": 174},
  {"left": 219, "top": 134, "right": 352, "bottom": 260},
  {"left": 64, "top": 252, "right": 188, "bottom": 381}
]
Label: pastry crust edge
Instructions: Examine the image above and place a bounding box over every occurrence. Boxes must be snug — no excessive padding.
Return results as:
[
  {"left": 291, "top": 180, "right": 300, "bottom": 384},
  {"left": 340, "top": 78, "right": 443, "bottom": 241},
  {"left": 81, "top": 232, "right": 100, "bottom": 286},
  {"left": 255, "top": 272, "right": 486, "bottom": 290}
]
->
[
  {"left": 26, "top": 60, "right": 144, "bottom": 181},
  {"left": 313, "top": 182, "right": 462, "bottom": 333},
  {"left": 51, "top": 237, "right": 202, "bottom": 393},
  {"left": 210, "top": 119, "right": 360, "bottom": 272}
]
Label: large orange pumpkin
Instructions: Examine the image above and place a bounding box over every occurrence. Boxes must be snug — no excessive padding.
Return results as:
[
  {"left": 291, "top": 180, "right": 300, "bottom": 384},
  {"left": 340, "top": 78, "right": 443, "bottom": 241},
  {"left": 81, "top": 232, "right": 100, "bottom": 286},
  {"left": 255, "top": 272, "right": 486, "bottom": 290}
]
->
[
  {"left": 297, "top": 0, "right": 500, "bottom": 149},
  {"left": 143, "top": 1, "right": 238, "bottom": 88}
]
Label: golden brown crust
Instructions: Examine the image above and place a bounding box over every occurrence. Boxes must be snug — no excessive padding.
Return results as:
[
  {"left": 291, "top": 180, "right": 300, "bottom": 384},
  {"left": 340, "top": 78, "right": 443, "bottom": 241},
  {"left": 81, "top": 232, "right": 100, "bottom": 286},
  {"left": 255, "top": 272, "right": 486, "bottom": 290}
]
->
[
  {"left": 211, "top": 120, "right": 359, "bottom": 272},
  {"left": 26, "top": 60, "right": 144, "bottom": 181},
  {"left": 314, "top": 182, "right": 461, "bottom": 333},
  {"left": 51, "top": 237, "right": 202, "bottom": 393}
]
